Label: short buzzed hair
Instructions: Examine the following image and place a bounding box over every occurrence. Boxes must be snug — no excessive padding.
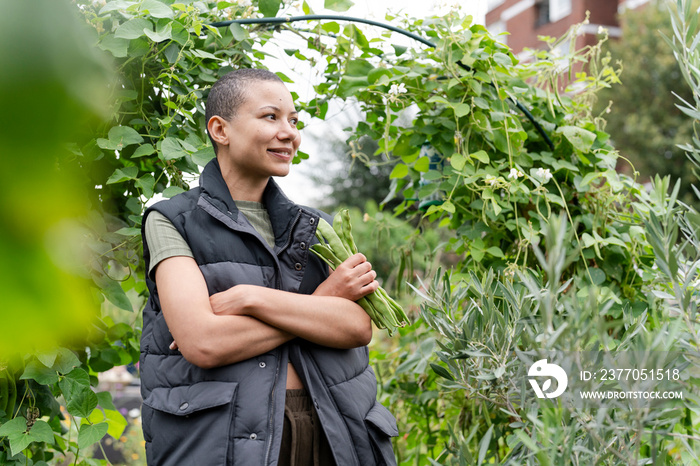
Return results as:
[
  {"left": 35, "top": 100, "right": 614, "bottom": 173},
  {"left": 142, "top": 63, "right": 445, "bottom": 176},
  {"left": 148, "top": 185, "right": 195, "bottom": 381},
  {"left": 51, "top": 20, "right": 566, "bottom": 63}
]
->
[{"left": 205, "top": 69, "right": 283, "bottom": 154}]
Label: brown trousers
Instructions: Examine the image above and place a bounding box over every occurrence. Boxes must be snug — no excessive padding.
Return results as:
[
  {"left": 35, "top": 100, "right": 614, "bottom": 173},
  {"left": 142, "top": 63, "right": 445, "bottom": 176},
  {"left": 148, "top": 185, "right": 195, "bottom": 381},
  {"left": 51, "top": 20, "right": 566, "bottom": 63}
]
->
[{"left": 277, "top": 389, "right": 335, "bottom": 466}]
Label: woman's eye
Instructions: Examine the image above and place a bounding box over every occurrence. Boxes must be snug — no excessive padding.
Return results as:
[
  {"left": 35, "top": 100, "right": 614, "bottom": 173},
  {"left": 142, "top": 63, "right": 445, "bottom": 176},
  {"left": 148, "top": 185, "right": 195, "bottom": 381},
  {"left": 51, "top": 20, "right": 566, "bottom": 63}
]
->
[
  {"left": 290, "top": 118, "right": 299, "bottom": 126},
  {"left": 265, "top": 114, "right": 276, "bottom": 120}
]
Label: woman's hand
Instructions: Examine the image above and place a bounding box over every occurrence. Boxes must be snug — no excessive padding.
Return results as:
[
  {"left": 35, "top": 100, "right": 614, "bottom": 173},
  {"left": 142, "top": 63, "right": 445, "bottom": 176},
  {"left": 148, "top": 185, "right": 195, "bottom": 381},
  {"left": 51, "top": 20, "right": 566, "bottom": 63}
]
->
[
  {"left": 209, "top": 285, "right": 251, "bottom": 316},
  {"left": 313, "top": 253, "right": 379, "bottom": 301}
]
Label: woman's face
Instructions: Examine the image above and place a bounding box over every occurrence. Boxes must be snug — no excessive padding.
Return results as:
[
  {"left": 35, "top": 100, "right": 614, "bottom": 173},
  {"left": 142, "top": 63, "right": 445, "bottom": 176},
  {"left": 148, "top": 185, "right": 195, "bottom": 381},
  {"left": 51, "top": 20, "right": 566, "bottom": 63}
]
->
[{"left": 217, "top": 80, "right": 301, "bottom": 181}]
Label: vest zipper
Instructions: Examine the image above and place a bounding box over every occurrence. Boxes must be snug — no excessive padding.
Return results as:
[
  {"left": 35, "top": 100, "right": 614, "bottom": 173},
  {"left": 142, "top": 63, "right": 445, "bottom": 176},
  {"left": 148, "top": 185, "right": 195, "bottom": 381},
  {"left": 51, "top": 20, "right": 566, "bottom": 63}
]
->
[
  {"left": 265, "top": 211, "right": 301, "bottom": 464},
  {"left": 273, "top": 210, "right": 302, "bottom": 290}
]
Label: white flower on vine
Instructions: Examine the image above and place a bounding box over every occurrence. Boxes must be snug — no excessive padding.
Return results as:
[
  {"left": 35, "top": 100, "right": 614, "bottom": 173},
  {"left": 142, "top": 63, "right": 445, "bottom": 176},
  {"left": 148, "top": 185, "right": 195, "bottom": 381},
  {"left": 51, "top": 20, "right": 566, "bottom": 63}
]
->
[
  {"left": 508, "top": 168, "right": 524, "bottom": 180},
  {"left": 535, "top": 167, "right": 553, "bottom": 182},
  {"left": 484, "top": 175, "right": 499, "bottom": 186},
  {"left": 389, "top": 83, "right": 407, "bottom": 96},
  {"left": 238, "top": 0, "right": 252, "bottom": 6}
]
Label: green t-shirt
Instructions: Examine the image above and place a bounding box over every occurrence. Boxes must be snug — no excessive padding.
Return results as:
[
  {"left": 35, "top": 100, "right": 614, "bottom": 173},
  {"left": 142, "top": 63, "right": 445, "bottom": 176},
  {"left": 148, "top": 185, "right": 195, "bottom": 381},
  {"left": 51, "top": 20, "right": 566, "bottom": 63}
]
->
[{"left": 144, "top": 201, "right": 275, "bottom": 278}]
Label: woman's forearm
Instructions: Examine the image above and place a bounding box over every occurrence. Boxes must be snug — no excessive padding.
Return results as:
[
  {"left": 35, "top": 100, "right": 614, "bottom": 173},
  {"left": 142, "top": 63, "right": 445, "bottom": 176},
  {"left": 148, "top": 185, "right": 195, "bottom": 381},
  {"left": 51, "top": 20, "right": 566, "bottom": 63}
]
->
[{"left": 211, "top": 285, "right": 372, "bottom": 348}]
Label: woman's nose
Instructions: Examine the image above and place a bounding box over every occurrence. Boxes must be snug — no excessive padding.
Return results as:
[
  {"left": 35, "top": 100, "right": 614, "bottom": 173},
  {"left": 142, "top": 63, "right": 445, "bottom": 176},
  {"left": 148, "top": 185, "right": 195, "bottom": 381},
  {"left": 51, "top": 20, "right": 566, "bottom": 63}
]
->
[{"left": 277, "top": 121, "right": 299, "bottom": 141}]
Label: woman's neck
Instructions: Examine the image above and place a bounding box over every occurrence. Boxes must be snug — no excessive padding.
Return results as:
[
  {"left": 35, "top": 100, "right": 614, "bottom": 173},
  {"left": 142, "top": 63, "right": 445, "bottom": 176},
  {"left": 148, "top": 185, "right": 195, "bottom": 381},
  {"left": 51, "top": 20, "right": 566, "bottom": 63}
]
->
[{"left": 218, "top": 159, "right": 268, "bottom": 203}]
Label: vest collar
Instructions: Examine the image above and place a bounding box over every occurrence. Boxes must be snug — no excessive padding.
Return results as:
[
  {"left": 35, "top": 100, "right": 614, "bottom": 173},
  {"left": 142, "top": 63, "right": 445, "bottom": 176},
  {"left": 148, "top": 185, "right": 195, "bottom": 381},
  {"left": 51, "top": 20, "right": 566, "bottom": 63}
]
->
[{"left": 199, "top": 159, "right": 304, "bottom": 245}]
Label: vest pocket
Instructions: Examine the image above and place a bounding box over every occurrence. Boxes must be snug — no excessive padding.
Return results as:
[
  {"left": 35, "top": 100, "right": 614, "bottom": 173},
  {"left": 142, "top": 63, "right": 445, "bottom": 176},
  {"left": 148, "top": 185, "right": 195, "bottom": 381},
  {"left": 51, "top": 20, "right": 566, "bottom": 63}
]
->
[
  {"left": 143, "top": 381, "right": 238, "bottom": 466},
  {"left": 364, "top": 401, "right": 398, "bottom": 466}
]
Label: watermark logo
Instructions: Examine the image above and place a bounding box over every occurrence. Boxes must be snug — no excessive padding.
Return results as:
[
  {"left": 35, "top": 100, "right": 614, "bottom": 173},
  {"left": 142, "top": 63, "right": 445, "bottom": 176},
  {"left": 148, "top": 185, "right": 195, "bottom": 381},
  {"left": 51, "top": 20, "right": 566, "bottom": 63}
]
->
[{"left": 528, "top": 359, "right": 568, "bottom": 399}]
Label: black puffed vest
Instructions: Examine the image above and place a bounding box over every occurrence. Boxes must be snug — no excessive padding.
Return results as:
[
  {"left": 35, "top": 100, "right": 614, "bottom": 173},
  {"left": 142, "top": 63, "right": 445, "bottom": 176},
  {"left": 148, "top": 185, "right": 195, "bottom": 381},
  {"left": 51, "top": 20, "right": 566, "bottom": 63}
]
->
[{"left": 139, "top": 159, "right": 397, "bottom": 466}]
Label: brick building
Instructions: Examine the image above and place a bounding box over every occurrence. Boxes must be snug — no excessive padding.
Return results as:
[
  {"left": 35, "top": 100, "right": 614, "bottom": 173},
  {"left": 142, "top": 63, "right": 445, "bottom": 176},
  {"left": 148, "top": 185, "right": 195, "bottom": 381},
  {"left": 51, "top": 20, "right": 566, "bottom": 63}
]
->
[{"left": 485, "top": 0, "right": 652, "bottom": 55}]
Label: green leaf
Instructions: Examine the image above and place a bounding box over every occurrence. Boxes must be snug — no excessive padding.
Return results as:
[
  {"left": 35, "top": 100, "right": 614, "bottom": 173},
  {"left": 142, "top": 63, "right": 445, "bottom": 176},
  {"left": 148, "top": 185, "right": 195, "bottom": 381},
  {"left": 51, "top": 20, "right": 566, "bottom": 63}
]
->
[
  {"left": 192, "top": 146, "right": 216, "bottom": 166},
  {"left": 96, "top": 138, "right": 115, "bottom": 150},
  {"left": 136, "top": 174, "right": 156, "bottom": 198},
  {"left": 132, "top": 144, "right": 155, "bottom": 158},
  {"left": 450, "top": 153, "right": 467, "bottom": 171},
  {"left": 144, "top": 22, "right": 172, "bottom": 42},
  {"left": 59, "top": 368, "right": 91, "bottom": 400},
  {"left": 78, "top": 423, "right": 109, "bottom": 451},
  {"left": 491, "top": 198, "right": 502, "bottom": 215},
  {"left": 104, "top": 409, "right": 128, "bottom": 439},
  {"left": 258, "top": 0, "right": 281, "bottom": 16},
  {"left": 478, "top": 425, "right": 494, "bottom": 465},
  {"left": 493, "top": 52, "right": 512, "bottom": 67},
  {"left": 581, "top": 233, "right": 596, "bottom": 248},
  {"left": 0, "top": 417, "right": 26, "bottom": 437},
  {"left": 36, "top": 350, "right": 58, "bottom": 368},
  {"left": 345, "top": 59, "right": 374, "bottom": 77},
  {"left": 453, "top": 103, "right": 471, "bottom": 117},
  {"left": 229, "top": 23, "right": 247, "bottom": 41},
  {"left": 99, "top": 0, "right": 136, "bottom": 14},
  {"left": 170, "top": 21, "right": 190, "bottom": 45},
  {"left": 324, "top": 0, "right": 353, "bottom": 11},
  {"left": 114, "top": 18, "right": 153, "bottom": 40},
  {"left": 160, "top": 137, "right": 188, "bottom": 160},
  {"left": 515, "top": 429, "right": 539, "bottom": 452},
  {"left": 28, "top": 420, "right": 53, "bottom": 443},
  {"left": 96, "top": 392, "right": 118, "bottom": 412},
  {"left": 98, "top": 34, "right": 129, "bottom": 58},
  {"left": 190, "top": 49, "right": 219, "bottom": 60},
  {"left": 302, "top": 0, "right": 313, "bottom": 14},
  {"left": 53, "top": 348, "right": 81, "bottom": 374},
  {"left": 390, "top": 163, "right": 409, "bottom": 179},
  {"left": 67, "top": 388, "right": 98, "bottom": 418},
  {"left": 579, "top": 172, "right": 601, "bottom": 188},
  {"left": 429, "top": 363, "right": 454, "bottom": 381},
  {"left": 589, "top": 268, "right": 606, "bottom": 285},
  {"left": 367, "top": 68, "right": 392, "bottom": 85},
  {"left": 441, "top": 200, "right": 455, "bottom": 213},
  {"left": 392, "top": 44, "right": 407, "bottom": 56},
  {"left": 106, "top": 166, "right": 139, "bottom": 184},
  {"left": 108, "top": 126, "right": 144, "bottom": 148},
  {"left": 106, "top": 322, "right": 133, "bottom": 341},
  {"left": 485, "top": 246, "right": 504, "bottom": 258},
  {"left": 471, "top": 150, "right": 489, "bottom": 163},
  {"left": 20, "top": 360, "right": 58, "bottom": 385},
  {"left": 163, "top": 186, "right": 185, "bottom": 198},
  {"left": 140, "top": 0, "right": 174, "bottom": 18},
  {"left": 558, "top": 126, "right": 596, "bottom": 153},
  {"left": 99, "top": 278, "right": 133, "bottom": 311},
  {"left": 337, "top": 76, "right": 368, "bottom": 98},
  {"left": 414, "top": 156, "right": 430, "bottom": 173},
  {"left": 0, "top": 419, "right": 54, "bottom": 457}
]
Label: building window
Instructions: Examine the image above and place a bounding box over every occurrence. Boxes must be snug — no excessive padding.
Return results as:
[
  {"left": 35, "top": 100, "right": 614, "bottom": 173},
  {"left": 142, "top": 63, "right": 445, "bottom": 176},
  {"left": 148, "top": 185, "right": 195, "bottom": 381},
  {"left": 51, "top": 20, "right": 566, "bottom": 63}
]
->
[
  {"left": 549, "top": 0, "right": 572, "bottom": 22},
  {"left": 535, "top": 0, "right": 572, "bottom": 27},
  {"left": 535, "top": 0, "right": 550, "bottom": 27}
]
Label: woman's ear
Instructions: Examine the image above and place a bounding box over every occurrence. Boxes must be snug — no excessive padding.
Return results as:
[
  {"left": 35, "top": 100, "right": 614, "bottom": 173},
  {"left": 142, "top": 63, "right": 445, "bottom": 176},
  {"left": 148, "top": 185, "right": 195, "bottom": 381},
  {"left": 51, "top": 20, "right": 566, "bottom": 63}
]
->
[{"left": 207, "top": 115, "right": 229, "bottom": 148}]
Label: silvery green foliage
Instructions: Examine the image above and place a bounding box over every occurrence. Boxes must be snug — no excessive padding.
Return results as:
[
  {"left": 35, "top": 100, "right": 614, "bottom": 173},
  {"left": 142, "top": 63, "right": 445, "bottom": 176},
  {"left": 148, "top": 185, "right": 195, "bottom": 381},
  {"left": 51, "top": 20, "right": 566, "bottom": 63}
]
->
[{"left": 421, "top": 213, "right": 698, "bottom": 465}]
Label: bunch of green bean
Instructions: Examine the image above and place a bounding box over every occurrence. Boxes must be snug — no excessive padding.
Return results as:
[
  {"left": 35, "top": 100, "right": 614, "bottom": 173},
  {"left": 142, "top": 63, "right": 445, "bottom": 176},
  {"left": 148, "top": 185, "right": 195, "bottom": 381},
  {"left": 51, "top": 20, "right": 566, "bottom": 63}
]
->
[{"left": 311, "top": 210, "right": 409, "bottom": 336}]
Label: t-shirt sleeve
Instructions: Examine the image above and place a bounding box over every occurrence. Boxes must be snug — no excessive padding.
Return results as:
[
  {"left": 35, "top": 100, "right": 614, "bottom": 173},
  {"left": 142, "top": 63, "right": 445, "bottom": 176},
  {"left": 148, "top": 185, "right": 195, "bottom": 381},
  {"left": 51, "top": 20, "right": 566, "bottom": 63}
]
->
[{"left": 144, "top": 210, "right": 194, "bottom": 279}]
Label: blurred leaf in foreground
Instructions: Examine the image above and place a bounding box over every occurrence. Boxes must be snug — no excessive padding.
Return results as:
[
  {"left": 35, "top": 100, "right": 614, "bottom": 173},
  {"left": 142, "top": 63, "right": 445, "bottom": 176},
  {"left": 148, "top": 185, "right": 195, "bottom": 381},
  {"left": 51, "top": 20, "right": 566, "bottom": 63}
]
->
[{"left": 0, "top": 0, "right": 113, "bottom": 356}]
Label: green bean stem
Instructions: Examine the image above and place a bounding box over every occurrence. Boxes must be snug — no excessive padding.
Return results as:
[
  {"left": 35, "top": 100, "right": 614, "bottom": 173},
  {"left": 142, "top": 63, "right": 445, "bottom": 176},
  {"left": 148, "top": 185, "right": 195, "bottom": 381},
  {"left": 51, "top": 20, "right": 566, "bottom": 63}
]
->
[{"left": 311, "top": 213, "right": 409, "bottom": 336}]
